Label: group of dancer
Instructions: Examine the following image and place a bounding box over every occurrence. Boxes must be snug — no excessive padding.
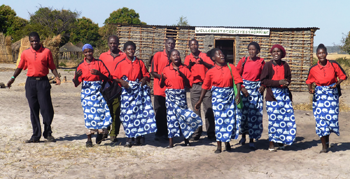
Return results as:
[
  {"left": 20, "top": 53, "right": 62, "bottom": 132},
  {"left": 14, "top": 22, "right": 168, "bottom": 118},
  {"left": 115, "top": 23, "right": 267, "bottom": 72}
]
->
[{"left": 7, "top": 32, "right": 347, "bottom": 154}]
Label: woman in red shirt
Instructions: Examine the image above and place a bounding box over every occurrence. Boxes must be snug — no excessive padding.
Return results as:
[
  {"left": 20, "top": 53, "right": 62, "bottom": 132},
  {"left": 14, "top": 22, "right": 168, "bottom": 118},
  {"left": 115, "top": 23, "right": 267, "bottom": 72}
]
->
[
  {"left": 260, "top": 44, "right": 296, "bottom": 151},
  {"left": 306, "top": 43, "right": 347, "bottom": 153},
  {"left": 112, "top": 41, "right": 157, "bottom": 148},
  {"left": 236, "top": 42, "right": 265, "bottom": 150},
  {"left": 195, "top": 48, "right": 243, "bottom": 153},
  {"left": 73, "top": 44, "right": 111, "bottom": 147},
  {"left": 160, "top": 49, "right": 202, "bottom": 148}
]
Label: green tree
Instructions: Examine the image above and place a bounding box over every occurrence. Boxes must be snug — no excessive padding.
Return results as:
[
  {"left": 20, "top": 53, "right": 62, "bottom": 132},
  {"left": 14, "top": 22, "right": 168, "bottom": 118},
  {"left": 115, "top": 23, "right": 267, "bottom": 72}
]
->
[
  {"left": 70, "top": 17, "right": 101, "bottom": 47},
  {"left": 104, "top": 7, "right": 145, "bottom": 25},
  {"left": 174, "top": 16, "right": 189, "bottom": 26},
  {"left": 0, "top": 5, "right": 28, "bottom": 41},
  {"left": 341, "top": 32, "right": 350, "bottom": 54},
  {"left": 24, "top": 6, "right": 80, "bottom": 45}
]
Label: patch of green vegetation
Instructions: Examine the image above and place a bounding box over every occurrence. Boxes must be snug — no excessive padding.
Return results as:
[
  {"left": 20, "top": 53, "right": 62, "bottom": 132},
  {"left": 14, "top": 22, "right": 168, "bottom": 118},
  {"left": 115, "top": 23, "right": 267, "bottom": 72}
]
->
[
  {"left": 335, "top": 57, "right": 350, "bottom": 67},
  {"left": 59, "top": 62, "right": 67, "bottom": 67}
]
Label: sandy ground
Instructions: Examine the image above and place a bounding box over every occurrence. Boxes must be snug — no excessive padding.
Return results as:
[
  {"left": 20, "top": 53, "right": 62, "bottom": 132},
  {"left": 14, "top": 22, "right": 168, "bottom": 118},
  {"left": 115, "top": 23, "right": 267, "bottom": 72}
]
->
[{"left": 1, "top": 63, "right": 350, "bottom": 179}]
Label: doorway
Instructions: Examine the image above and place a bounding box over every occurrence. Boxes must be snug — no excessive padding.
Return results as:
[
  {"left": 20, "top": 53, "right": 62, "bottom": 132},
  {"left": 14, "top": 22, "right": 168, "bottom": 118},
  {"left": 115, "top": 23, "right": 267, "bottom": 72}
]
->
[{"left": 214, "top": 39, "right": 235, "bottom": 64}]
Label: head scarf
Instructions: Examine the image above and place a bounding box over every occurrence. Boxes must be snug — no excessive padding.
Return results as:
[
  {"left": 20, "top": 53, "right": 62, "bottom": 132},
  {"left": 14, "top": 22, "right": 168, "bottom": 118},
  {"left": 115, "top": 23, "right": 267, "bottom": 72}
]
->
[
  {"left": 270, "top": 44, "right": 286, "bottom": 58},
  {"left": 82, "top": 44, "right": 93, "bottom": 52},
  {"left": 247, "top": 42, "right": 260, "bottom": 52}
]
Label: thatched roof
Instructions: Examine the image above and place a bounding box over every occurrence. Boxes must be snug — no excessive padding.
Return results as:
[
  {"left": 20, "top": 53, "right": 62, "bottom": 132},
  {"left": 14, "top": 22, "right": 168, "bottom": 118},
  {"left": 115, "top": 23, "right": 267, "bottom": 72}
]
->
[
  {"left": 75, "top": 42, "right": 84, "bottom": 48},
  {"left": 11, "top": 40, "right": 21, "bottom": 52},
  {"left": 59, "top": 42, "right": 82, "bottom": 52}
]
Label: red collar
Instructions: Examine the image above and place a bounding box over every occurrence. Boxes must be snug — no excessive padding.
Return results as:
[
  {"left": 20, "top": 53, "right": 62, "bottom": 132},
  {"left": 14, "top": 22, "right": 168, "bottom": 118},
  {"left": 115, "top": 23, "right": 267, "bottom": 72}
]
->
[
  {"left": 30, "top": 45, "right": 44, "bottom": 53},
  {"left": 317, "top": 60, "right": 330, "bottom": 69},
  {"left": 169, "top": 63, "right": 185, "bottom": 70}
]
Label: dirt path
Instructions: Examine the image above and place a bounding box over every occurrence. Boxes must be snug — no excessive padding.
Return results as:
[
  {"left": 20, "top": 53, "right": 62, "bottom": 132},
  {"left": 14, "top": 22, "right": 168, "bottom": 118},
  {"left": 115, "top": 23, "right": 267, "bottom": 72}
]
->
[{"left": 0, "top": 63, "right": 350, "bottom": 179}]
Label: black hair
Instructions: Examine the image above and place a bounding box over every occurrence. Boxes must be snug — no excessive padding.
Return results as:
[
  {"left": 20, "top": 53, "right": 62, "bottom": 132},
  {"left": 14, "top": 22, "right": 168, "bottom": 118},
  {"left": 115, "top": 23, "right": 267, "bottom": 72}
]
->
[
  {"left": 206, "top": 48, "right": 222, "bottom": 59},
  {"left": 29, "top": 32, "right": 40, "bottom": 40},
  {"left": 248, "top": 42, "right": 260, "bottom": 53},
  {"left": 167, "top": 49, "right": 181, "bottom": 63},
  {"left": 123, "top": 41, "right": 136, "bottom": 51},
  {"left": 108, "top": 35, "right": 119, "bottom": 42},
  {"left": 316, "top": 43, "right": 327, "bottom": 53},
  {"left": 166, "top": 37, "right": 175, "bottom": 43},
  {"left": 188, "top": 38, "right": 198, "bottom": 46}
]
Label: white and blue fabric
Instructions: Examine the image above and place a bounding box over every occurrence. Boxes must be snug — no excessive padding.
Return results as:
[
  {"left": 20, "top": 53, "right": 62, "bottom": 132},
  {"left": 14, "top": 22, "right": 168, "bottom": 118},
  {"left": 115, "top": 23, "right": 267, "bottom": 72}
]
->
[
  {"left": 211, "top": 86, "right": 241, "bottom": 142},
  {"left": 313, "top": 84, "right": 340, "bottom": 137},
  {"left": 266, "top": 88, "right": 296, "bottom": 145},
  {"left": 120, "top": 78, "right": 157, "bottom": 138},
  {"left": 240, "top": 80, "right": 263, "bottom": 140},
  {"left": 81, "top": 81, "right": 111, "bottom": 129},
  {"left": 165, "top": 89, "right": 202, "bottom": 139}
]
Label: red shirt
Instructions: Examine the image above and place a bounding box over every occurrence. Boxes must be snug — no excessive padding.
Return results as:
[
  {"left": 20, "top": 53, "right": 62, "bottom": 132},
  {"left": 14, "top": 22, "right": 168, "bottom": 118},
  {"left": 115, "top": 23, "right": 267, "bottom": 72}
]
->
[
  {"left": 306, "top": 60, "right": 347, "bottom": 86},
  {"left": 99, "top": 50, "right": 126, "bottom": 74},
  {"left": 151, "top": 50, "right": 171, "bottom": 97},
  {"left": 18, "top": 46, "right": 56, "bottom": 77},
  {"left": 202, "top": 64, "right": 243, "bottom": 90},
  {"left": 74, "top": 58, "right": 110, "bottom": 87},
  {"left": 112, "top": 57, "right": 150, "bottom": 81},
  {"left": 270, "top": 62, "right": 285, "bottom": 88},
  {"left": 162, "top": 64, "right": 193, "bottom": 89},
  {"left": 236, "top": 57, "right": 265, "bottom": 81},
  {"left": 184, "top": 51, "right": 214, "bottom": 83}
]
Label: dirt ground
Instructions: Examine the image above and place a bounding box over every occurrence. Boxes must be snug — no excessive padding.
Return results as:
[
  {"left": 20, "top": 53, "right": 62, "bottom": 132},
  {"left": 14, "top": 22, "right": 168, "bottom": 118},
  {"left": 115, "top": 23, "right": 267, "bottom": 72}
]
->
[{"left": 1, "top": 63, "right": 350, "bottom": 179}]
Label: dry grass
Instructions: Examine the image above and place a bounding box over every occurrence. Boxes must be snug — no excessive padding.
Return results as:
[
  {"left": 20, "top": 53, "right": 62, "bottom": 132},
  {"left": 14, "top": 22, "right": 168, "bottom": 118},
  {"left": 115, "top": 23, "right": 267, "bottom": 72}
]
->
[
  {"left": 313, "top": 53, "right": 350, "bottom": 60},
  {"left": 294, "top": 95, "right": 350, "bottom": 112}
]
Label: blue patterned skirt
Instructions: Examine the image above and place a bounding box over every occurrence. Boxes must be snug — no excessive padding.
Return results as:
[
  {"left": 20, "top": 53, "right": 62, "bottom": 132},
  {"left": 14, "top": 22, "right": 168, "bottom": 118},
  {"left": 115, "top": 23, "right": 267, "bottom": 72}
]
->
[
  {"left": 120, "top": 78, "right": 157, "bottom": 138},
  {"left": 266, "top": 88, "right": 296, "bottom": 145},
  {"left": 211, "top": 86, "right": 241, "bottom": 142},
  {"left": 81, "top": 81, "right": 111, "bottom": 129},
  {"left": 240, "top": 80, "right": 263, "bottom": 140},
  {"left": 313, "top": 84, "right": 340, "bottom": 137},
  {"left": 165, "top": 89, "right": 202, "bottom": 139}
]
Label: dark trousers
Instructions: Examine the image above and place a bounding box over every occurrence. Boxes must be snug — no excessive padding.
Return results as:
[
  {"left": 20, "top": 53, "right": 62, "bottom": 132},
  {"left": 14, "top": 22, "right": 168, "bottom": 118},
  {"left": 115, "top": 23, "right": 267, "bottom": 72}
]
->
[
  {"left": 190, "top": 83, "right": 215, "bottom": 138},
  {"left": 25, "top": 77, "right": 54, "bottom": 140},
  {"left": 108, "top": 97, "right": 121, "bottom": 137},
  {"left": 154, "top": 95, "right": 168, "bottom": 136}
]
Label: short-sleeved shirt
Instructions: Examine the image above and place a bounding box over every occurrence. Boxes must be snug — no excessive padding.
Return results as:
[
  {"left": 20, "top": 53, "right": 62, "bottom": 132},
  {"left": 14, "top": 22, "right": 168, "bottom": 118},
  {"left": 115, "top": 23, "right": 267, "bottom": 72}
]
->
[
  {"left": 306, "top": 60, "right": 347, "bottom": 86},
  {"left": 162, "top": 64, "right": 193, "bottom": 89},
  {"left": 74, "top": 58, "right": 110, "bottom": 87},
  {"left": 151, "top": 50, "right": 171, "bottom": 97},
  {"left": 99, "top": 50, "right": 126, "bottom": 74},
  {"left": 202, "top": 64, "right": 243, "bottom": 90},
  {"left": 17, "top": 46, "right": 56, "bottom": 77},
  {"left": 112, "top": 57, "right": 150, "bottom": 81},
  {"left": 184, "top": 51, "right": 214, "bottom": 83},
  {"left": 236, "top": 56, "right": 265, "bottom": 81}
]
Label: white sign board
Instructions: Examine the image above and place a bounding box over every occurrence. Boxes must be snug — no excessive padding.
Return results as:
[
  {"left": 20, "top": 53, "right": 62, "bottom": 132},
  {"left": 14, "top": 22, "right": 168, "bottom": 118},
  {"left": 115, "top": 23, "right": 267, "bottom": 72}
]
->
[{"left": 195, "top": 27, "right": 270, "bottom": 36}]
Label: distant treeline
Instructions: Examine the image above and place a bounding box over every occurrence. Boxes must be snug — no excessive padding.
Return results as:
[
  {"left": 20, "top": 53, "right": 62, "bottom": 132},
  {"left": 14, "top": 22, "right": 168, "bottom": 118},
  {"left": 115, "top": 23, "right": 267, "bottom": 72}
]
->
[{"left": 313, "top": 46, "right": 347, "bottom": 54}]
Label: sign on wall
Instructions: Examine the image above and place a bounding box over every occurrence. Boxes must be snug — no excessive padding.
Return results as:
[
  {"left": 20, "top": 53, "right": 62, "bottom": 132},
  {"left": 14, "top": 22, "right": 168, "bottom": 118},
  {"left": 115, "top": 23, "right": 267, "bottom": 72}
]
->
[{"left": 195, "top": 27, "right": 270, "bottom": 36}]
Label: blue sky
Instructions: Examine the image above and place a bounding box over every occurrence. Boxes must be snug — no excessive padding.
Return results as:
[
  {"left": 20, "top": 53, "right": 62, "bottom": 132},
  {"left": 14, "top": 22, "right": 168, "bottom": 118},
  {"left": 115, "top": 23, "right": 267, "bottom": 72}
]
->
[{"left": 3, "top": 0, "right": 349, "bottom": 46}]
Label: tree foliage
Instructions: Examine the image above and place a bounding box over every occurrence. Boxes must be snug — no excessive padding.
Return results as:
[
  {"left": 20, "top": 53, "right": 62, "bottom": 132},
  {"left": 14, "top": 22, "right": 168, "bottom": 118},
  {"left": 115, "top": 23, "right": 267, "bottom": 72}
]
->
[
  {"left": 70, "top": 17, "right": 101, "bottom": 47},
  {"left": 0, "top": 5, "right": 28, "bottom": 41},
  {"left": 341, "top": 32, "right": 350, "bottom": 55},
  {"left": 104, "top": 7, "right": 145, "bottom": 25},
  {"left": 175, "top": 16, "right": 189, "bottom": 26},
  {"left": 26, "top": 6, "right": 80, "bottom": 44}
]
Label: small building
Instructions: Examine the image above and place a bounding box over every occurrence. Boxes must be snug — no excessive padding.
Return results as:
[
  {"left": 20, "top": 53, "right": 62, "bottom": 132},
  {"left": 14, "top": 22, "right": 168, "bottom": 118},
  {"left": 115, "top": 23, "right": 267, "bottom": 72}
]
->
[
  {"left": 113, "top": 24, "right": 319, "bottom": 91},
  {"left": 59, "top": 42, "right": 83, "bottom": 60}
]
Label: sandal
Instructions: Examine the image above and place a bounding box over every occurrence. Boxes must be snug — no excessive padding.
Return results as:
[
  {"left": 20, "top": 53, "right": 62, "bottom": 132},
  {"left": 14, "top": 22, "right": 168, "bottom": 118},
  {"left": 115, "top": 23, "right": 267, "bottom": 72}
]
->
[
  {"left": 320, "top": 148, "right": 328, "bottom": 153},
  {"left": 96, "top": 134, "right": 103, "bottom": 144},
  {"left": 124, "top": 142, "right": 132, "bottom": 148},
  {"left": 86, "top": 141, "right": 93, "bottom": 147},
  {"left": 215, "top": 148, "right": 222, "bottom": 153},
  {"left": 166, "top": 145, "right": 173, "bottom": 149},
  {"left": 239, "top": 138, "right": 246, "bottom": 145},
  {"left": 268, "top": 147, "right": 277, "bottom": 152}
]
